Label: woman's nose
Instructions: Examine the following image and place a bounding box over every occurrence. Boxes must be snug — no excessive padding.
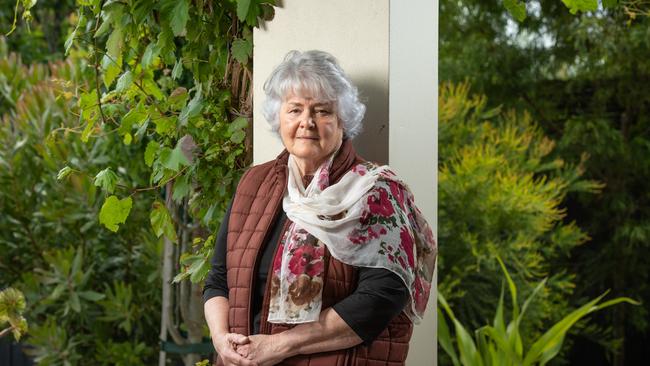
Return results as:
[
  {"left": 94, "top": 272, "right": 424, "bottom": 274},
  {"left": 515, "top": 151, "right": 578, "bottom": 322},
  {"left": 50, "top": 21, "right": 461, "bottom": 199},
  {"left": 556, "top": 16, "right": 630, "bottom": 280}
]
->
[{"left": 300, "top": 113, "right": 316, "bottom": 128}]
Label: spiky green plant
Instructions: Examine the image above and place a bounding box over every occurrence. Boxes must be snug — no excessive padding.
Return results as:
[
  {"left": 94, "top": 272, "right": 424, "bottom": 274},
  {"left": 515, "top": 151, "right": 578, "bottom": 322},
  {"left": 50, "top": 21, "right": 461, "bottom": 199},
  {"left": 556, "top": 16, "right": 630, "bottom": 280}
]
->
[{"left": 438, "top": 257, "right": 640, "bottom": 366}]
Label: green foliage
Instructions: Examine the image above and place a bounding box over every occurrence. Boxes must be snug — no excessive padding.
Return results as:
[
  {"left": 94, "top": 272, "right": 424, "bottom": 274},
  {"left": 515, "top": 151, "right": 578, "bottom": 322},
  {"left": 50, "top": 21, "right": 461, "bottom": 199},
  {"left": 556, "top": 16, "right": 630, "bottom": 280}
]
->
[
  {"left": 0, "top": 0, "right": 76, "bottom": 63},
  {"left": 560, "top": 0, "right": 598, "bottom": 14},
  {"left": 3, "top": 0, "right": 275, "bottom": 363},
  {"left": 438, "top": 82, "right": 602, "bottom": 361},
  {"left": 504, "top": 0, "right": 527, "bottom": 22},
  {"left": 438, "top": 256, "right": 639, "bottom": 366},
  {"left": 441, "top": 1, "right": 650, "bottom": 362},
  {"left": 174, "top": 235, "right": 215, "bottom": 284},
  {"left": 0, "top": 42, "right": 161, "bottom": 364},
  {"left": 0, "top": 287, "right": 28, "bottom": 341}
]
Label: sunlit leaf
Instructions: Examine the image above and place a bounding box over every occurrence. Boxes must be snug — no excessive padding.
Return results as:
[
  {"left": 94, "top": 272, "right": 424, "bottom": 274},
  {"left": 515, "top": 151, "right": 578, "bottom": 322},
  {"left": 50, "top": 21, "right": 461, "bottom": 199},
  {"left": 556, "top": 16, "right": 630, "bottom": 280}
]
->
[{"left": 99, "top": 195, "right": 133, "bottom": 232}]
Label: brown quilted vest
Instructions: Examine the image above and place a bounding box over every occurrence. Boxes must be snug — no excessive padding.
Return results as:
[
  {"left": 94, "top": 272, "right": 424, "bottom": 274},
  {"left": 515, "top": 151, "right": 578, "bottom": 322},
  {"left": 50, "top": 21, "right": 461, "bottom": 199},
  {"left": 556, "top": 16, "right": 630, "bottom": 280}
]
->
[{"left": 219, "top": 140, "right": 413, "bottom": 366}]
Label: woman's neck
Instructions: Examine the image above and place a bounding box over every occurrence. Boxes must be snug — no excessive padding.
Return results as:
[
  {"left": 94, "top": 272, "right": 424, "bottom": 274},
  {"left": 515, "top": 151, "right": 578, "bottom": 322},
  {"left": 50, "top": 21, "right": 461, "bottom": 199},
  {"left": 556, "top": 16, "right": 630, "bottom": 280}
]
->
[{"left": 293, "top": 157, "right": 325, "bottom": 178}]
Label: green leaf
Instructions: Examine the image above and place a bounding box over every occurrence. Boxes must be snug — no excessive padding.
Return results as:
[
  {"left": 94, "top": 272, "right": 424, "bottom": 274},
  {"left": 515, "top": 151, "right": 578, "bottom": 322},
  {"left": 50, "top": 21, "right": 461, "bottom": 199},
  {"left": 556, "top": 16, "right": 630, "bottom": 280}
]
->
[
  {"left": 169, "top": 87, "right": 189, "bottom": 110},
  {"left": 504, "top": 0, "right": 527, "bottom": 22},
  {"left": 154, "top": 116, "right": 177, "bottom": 136},
  {"left": 119, "top": 103, "right": 148, "bottom": 136},
  {"left": 231, "top": 38, "right": 252, "bottom": 65},
  {"left": 172, "top": 59, "right": 183, "bottom": 80},
  {"left": 159, "top": 143, "right": 190, "bottom": 172},
  {"left": 123, "top": 133, "right": 132, "bottom": 145},
  {"left": 57, "top": 166, "right": 73, "bottom": 181},
  {"left": 143, "top": 78, "right": 164, "bottom": 100},
  {"left": 189, "top": 256, "right": 211, "bottom": 283},
  {"left": 94, "top": 168, "right": 118, "bottom": 194},
  {"left": 179, "top": 88, "right": 203, "bottom": 126},
  {"left": 236, "top": 0, "right": 252, "bottom": 22},
  {"left": 81, "top": 120, "right": 94, "bottom": 142},
  {"left": 141, "top": 42, "right": 158, "bottom": 69},
  {"left": 69, "top": 293, "right": 81, "bottom": 313},
  {"left": 102, "top": 55, "right": 121, "bottom": 88},
  {"left": 65, "top": 11, "right": 85, "bottom": 55},
  {"left": 437, "top": 305, "right": 461, "bottom": 366},
  {"left": 229, "top": 116, "right": 249, "bottom": 133},
  {"left": 169, "top": 0, "right": 190, "bottom": 36},
  {"left": 115, "top": 70, "right": 133, "bottom": 93},
  {"left": 78, "top": 291, "right": 105, "bottom": 301},
  {"left": 172, "top": 174, "right": 190, "bottom": 202},
  {"left": 150, "top": 201, "right": 177, "bottom": 242},
  {"left": 144, "top": 141, "right": 160, "bottom": 167},
  {"left": 560, "top": 0, "right": 598, "bottom": 14},
  {"left": 230, "top": 130, "right": 245, "bottom": 144},
  {"left": 106, "top": 24, "right": 123, "bottom": 60},
  {"left": 99, "top": 195, "right": 133, "bottom": 232}
]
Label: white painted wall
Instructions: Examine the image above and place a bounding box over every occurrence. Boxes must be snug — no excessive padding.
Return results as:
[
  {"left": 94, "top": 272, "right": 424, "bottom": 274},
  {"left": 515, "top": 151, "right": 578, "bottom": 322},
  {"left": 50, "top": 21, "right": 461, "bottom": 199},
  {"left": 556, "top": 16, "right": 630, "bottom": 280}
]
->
[
  {"left": 253, "top": 1, "right": 437, "bottom": 364},
  {"left": 390, "top": 0, "right": 438, "bottom": 365}
]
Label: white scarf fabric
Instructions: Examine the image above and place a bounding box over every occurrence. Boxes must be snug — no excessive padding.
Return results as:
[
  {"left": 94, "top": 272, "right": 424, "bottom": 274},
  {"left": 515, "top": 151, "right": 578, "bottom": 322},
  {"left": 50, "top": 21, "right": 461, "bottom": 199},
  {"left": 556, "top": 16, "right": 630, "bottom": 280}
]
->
[{"left": 267, "top": 153, "right": 437, "bottom": 324}]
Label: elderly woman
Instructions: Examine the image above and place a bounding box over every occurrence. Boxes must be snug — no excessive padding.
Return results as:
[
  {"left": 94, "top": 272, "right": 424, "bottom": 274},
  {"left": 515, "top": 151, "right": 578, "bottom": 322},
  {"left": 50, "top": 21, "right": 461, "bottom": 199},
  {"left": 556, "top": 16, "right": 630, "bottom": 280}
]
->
[{"left": 203, "top": 50, "right": 436, "bottom": 366}]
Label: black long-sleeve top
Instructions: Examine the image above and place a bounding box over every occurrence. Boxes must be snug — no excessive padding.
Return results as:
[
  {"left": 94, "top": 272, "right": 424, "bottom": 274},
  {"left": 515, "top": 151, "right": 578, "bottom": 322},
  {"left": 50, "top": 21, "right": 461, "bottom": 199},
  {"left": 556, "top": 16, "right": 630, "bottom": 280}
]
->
[{"left": 203, "top": 198, "right": 409, "bottom": 345}]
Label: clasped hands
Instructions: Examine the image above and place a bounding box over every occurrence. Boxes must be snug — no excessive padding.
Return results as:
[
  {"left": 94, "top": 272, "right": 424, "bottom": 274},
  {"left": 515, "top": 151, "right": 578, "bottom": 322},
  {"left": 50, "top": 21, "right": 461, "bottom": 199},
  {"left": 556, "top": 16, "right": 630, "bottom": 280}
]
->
[{"left": 214, "top": 332, "right": 290, "bottom": 366}]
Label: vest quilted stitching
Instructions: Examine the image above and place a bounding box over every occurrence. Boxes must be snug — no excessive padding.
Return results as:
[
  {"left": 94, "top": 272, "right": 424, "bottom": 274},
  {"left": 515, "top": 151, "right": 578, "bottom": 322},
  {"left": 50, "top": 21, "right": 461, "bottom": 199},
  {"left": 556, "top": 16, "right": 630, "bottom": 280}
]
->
[{"left": 219, "top": 142, "right": 413, "bottom": 366}]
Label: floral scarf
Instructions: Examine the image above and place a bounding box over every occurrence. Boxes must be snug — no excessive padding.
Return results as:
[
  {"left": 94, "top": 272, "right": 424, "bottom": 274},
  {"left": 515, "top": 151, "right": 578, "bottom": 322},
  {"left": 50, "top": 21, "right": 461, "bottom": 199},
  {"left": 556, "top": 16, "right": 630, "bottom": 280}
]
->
[{"left": 267, "top": 153, "right": 437, "bottom": 324}]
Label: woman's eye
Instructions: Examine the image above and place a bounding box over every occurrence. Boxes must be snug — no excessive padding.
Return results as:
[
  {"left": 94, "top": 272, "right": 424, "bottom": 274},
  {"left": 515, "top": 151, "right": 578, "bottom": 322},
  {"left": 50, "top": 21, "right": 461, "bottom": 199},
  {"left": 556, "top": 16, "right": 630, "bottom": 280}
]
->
[
  {"left": 316, "top": 110, "right": 331, "bottom": 115},
  {"left": 289, "top": 109, "right": 300, "bottom": 114}
]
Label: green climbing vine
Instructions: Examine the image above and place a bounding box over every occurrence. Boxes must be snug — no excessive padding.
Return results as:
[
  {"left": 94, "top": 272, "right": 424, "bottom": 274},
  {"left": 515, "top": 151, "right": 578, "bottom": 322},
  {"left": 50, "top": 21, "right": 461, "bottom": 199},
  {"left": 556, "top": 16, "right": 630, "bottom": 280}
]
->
[{"left": 61, "top": 0, "right": 276, "bottom": 280}]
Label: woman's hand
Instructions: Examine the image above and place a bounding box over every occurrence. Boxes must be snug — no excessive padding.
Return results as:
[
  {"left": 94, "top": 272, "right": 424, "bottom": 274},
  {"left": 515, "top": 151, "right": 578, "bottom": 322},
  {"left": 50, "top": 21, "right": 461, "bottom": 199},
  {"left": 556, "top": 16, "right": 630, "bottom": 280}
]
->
[
  {"left": 235, "top": 334, "right": 292, "bottom": 366},
  {"left": 213, "top": 332, "right": 257, "bottom": 366}
]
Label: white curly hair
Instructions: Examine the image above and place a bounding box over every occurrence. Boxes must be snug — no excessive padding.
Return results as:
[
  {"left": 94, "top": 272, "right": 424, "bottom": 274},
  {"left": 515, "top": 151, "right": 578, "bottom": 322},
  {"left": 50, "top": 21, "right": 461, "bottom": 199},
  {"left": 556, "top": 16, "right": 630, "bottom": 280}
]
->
[{"left": 261, "top": 50, "right": 366, "bottom": 139}]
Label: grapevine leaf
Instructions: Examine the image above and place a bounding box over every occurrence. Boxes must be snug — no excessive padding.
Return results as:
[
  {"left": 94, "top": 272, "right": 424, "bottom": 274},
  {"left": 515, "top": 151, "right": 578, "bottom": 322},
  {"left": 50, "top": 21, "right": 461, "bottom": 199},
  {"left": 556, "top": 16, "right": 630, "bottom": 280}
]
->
[
  {"left": 81, "top": 120, "right": 94, "bottom": 142},
  {"left": 99, "top": 195, "right": 133, "bottom": 232},
  {"left": 230, "top": 130, "right": 245, "bottom": 144},
  {"left": 170, "top": 0, "right": 190, "bottom": 36},
  {"left": 179, "top": 88, "right": 203, "bottom": 126},
  {"left": 159, "top": 144, "right": 190, "bottom": 172},
  {"left": 119, "top": 103, "right": 148, "bottom": 136},
  {"left": 154, "top": 116, "right": 177, "bottom": 136},
  {"left": 231, "top": 38, "right": 252, "bottom": 65},
  {"left": 169, "top": 87, "right": 188, "bottom": 110},
  {"left": 150, "top": 201, "right": 177, "bottom": 242},
  {"left": 106, "top": 24, "right": 123, "bottom": 60},
  {"left": 94, "top": 168, "right": 118, "bottom": 194},
  {"left": 228, "top": 117, "right": 249, "bottom": 134},
  {"left": 143, "top": 78, "right": 164, "bottom": 100},
  {"left": 172, "top": 174, "right": 190, "bottom": 202},
  {"left": 236, "top": 0, "right": 251, "bottom": 22},
  {"left": 144, "top": 141, "right": 160, "bottom": 167},
  {"left": 101, "top": 55, "right": 121, "bottom": 88},
  {"left": 65, "top": 11, "right": 85, "bottom": 55},
  {"left": 172, "top": 59, "right": 183, "bottom": 80},
  {"left": 115, "top": 70, "right": 133, "bottom": 93}
]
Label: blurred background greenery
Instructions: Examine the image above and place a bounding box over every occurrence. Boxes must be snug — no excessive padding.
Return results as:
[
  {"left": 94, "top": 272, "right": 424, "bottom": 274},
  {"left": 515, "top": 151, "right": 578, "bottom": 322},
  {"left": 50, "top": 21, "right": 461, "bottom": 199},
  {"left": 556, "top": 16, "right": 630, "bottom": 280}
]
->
[{"left": 1, "top": 0, "right": 648, "bottom": 365}]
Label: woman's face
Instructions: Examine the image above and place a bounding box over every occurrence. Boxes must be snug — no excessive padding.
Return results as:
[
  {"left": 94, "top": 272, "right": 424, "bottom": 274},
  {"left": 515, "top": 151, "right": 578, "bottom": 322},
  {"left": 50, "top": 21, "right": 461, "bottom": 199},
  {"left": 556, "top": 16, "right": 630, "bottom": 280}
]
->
[{"left": 279, "top": 92, "right": 343, "bottom": 173}]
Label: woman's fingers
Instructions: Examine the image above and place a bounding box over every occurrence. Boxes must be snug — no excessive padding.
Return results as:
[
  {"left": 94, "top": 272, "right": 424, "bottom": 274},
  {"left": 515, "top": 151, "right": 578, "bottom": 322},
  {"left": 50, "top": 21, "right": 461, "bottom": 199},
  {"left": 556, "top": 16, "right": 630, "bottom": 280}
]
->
[
  {"left": 217, "top": 333, "right": 257, "bottom": 366},
  {"left": 227, "top": 333, "right": 250, "bottom": 345}
]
